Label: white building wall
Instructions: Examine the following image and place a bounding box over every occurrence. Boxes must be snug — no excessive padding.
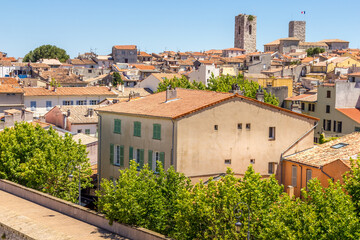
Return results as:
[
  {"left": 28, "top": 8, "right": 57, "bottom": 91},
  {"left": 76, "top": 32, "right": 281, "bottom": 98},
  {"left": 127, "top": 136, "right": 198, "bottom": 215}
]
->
[
  {"left": 137, "top": 75, "right": 160, "bottom": 92},
  {"left": 188, "top": 65, "right": 220, "bottom": 86},
  {"left": 70, "top": 124, "right": 98, "bottom": 136},
  {"left": 25, "top": 95, "right": 109, "bottom": 117}
]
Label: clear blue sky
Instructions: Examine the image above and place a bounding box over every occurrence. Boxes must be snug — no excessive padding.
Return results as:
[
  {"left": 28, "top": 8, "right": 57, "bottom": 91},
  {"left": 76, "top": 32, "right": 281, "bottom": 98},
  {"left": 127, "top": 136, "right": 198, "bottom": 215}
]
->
[{"left": 1, "top": 0, "right": 359, "bottom": 58}]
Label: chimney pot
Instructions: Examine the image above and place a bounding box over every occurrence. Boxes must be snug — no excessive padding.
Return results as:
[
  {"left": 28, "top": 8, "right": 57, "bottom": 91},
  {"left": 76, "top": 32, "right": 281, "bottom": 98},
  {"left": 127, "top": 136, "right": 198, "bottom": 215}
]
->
[
  {"left": 88, "top": 108, "right": 94, "bottom": 117},
  {"left": 67, "top": 109, "right": 71, "bottom": 117}
]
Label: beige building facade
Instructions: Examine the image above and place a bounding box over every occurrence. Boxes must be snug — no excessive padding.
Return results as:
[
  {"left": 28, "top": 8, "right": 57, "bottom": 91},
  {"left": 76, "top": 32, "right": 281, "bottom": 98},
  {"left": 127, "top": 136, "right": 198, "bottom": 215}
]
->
[{"left": 97, "top": 89, "right": 317, "bottom": 184}]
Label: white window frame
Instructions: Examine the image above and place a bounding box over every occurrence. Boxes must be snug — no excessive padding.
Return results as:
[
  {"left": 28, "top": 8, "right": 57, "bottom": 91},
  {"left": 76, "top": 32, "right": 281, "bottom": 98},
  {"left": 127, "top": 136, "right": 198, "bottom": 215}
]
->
[
  {"left": 63, "top": 101, "right": 72, "bottom": 106},
  {"left": 153, "top": 151, "right": 160, "bottom": 171}
]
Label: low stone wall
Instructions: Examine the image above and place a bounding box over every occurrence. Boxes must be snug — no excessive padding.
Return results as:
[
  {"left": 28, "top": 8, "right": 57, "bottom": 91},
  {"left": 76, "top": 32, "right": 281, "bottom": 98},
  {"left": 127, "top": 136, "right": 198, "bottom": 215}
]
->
[
  {"left": 0, "top": 222, "right": 35, "bottom": 240},
  {"left": 0, "top": 179, "right": 169, "bottom": 240}
]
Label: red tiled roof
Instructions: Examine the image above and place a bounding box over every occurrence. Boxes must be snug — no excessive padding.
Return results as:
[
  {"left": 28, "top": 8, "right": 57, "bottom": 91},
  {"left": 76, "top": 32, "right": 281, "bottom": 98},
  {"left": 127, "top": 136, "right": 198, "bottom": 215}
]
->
[
  {"left": 0, "top": 77, "right": 18, "bottom": 85},
  {"left": 131, "top": 64, "right": 156, "bottom": 70},
  {"left": 113, "top": 45, "right": 137, "bottom": 50},
  {"left": 24, "top": 86, "right": 118, "bottom": 96},
  {"left": 97, "top": 88, "right": 319, "bottom": 121},
  {"left": 284, "top": 132, "right": 360, "bottom": 167},
  {"left": 285, "top": 94, "right": 317, "bottom": 102},
  {"left": 223, "top": 48, "right": 246, "bottom": 51},
  {"left": 337, "top": 108, "right": 360, "bottom": 124},
  {"left": 0, "top": 85, "right": 23, "bottom": 93}
]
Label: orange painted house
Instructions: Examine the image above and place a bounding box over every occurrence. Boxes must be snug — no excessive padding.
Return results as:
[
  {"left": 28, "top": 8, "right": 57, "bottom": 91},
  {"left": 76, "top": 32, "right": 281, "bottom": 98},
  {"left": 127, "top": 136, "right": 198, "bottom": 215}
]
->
[{"left": 282, "top": 132, "right": 360, "bottom": 197}]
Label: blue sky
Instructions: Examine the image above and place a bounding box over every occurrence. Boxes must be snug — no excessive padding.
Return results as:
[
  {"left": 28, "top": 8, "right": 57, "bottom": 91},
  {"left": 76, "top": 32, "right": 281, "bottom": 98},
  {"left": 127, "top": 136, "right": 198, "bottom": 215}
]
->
[{"left": 1, "top": 0, "right": 359, "bottom": 58}]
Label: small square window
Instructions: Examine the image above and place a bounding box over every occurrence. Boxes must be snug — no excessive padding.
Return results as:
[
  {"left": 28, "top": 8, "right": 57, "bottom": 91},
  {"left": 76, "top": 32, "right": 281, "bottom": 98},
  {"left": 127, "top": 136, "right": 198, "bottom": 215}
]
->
[
  {"left": 268, "top": 162, "right": 275, "bottom": 174},
  {"left": 77, "top": 129, "right": 82, "bottom": 133},
  {"left": 269, "top": 127, "right": 275, "bottom": 140},
  {"left": 246, "top": 123, "right": 251, "bottom": 130},
  {"left": 85, "top": 129, "right": 90, "bottom": 135},
  {"left": 224, "top": 159, "right": 231, "bottom": 164},
  {"left": 250, "top": 159, "right": 255, "bottom": 164},
  {"left": 238, "top": 123, "right": 242, "bottom": 130},
  {"left": 214, "top": 125, "right": 218, "bottom": 130}
]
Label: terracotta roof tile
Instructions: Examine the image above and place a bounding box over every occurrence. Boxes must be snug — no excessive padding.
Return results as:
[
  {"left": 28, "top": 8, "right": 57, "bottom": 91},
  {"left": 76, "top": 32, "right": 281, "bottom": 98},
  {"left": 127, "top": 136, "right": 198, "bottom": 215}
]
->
[
  {"left": 113, "top": 45, "right": 137, "bottom": 50},
  {"left": 138, "top": 51, "right": 152, "bottom": 57},
  {"left": 284, "top": 132, "right": 360, "bottom": 167},
  {"left": 97, "top": 88, "right": 319, "bottom": 121},
  {"left": 56, "top": 105, "right": 100, "bottom": 124},
  {"left": 285, "top": 94, "right": 317, "bottom": 102},
  {"left": 337, "top": 108, "right": 360, "bottom": 124},
  {"left": 223, "top": 48, "right": 246, "bottom": 51},
  {"left": 131, "top": 64, "right": 156, "bottom": 70},
  {"left": 23, "top": 86, "right": 118, "bottom": 96},
  {"left": 0, "top": 85, "right": 23, "bottom": 93},
  {"left": 0, "top": 77, "right": 18, "bottom": 85}
]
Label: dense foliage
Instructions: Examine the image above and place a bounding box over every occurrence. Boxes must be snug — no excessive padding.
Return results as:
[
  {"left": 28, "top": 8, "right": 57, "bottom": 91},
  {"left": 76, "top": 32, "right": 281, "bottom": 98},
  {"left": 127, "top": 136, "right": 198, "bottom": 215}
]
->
[
  {"left": 112, "top": 72, "right": 124, "bottom": 86},
  {"left": 23, "top": 44, "right": 70, "bottom": 63},
  {"left": 97, "top": 161, "right": 360, "bottom": 239},
  {"left": 157, "top": 74, "right": 279, "bottom": 106},
  {"left": 157, "top": 75, "right": 206, "bottom": 92},
  {"left": 306, "top": 47, "right": 325, "bottom": 57},
  {"left": 0, "top": 122, "right": 92, "bottom": 202}
]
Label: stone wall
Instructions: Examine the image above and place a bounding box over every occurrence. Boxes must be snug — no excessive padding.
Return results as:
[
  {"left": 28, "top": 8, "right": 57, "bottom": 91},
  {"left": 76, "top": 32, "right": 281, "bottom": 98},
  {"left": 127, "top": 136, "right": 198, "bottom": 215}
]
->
[
  {"left": 0, "top": 179, "right": 169, "bottom": 240},
  {"left": 234, "top": 14, "right": 257, "bottom": 53},
  {"left": 0, "top": 223, "right": 34, "bottom": 240},
  {"left": 289, "top": 21, "right": 306, "bottom": 42}
]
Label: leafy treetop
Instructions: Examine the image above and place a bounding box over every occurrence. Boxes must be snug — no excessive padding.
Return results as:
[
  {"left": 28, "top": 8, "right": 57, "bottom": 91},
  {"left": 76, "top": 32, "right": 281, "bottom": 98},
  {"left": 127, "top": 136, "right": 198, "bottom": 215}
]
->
[
  {"left": 0, "top": 122, "right": 92, "bottom": 202},
  {"left": 23, "top": 44, "right": 70, "bottom": 63}
]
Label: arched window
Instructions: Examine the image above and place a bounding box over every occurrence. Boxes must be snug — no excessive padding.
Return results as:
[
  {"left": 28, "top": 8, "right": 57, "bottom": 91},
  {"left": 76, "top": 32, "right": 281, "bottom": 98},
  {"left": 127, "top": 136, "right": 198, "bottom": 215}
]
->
[{"left": 249, "top": 25, "right": 252, "bottom": 35}]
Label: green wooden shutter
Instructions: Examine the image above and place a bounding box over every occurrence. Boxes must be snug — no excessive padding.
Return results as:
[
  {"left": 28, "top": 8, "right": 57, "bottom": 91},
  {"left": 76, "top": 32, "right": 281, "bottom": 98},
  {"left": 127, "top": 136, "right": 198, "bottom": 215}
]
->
[
  {"left": 148, "top": 150, "right": 153, "bottom": 170},
  {"left": 129, "top": 146, "right": 133, "bottom": 165},
  {"left": 153, "top": 124, "right": 161, "bottom": 140},
  {"left": 114, "top": 119, "right": 121, "bottom": 134},
  {"left": 110, "top": 144, "right": 114, "bottom": 165},
  {"left": 134, "top": 122, "right": 141, "bottom": 137},
  {"left": 139, "top": 149, "right": 144, "bottom": 168},
  {"left": 120, "top": 145, "right": 124, "bottom": 167},
  {"left": 160, "top": 152, "right": 165, "bottom": 169}
]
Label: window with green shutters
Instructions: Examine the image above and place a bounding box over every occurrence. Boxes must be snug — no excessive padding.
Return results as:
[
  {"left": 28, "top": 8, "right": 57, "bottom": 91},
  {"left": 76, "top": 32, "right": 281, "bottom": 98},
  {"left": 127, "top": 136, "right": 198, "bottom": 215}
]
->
[
  {"left": 114, "top": 119, "right": 121, "bottom": 134},
  {"left": 129, "top": 146, "right": 134, "bottom": 165},
  {"left": 148, "top": 150, "right": 153, "bottom": 171},
  {"left": 133, "top": 121, "right": 141, "bottom": 137},
  {"left": 120, "top": 145, "right": 124, "bottom": 167},
  {"left": 153, "top": 124, "right": 161, "bottom": 140},
  {"left": 139, "top": 149, "right": 144, "bottom": 169},
  {"left": 110, "top": 144, "right": 114, "bottom": 164},
  {"left": 156, "top": 152, "right": 165, "bottom": 172}
]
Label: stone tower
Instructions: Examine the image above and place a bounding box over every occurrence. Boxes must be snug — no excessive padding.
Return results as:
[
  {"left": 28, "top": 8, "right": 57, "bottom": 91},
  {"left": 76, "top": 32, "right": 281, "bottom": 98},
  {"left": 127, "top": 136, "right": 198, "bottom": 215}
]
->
[
  {"left": 289, "top": 21, "right": 306, "bottom": 42},
  {"left": 234, "top": 14, "right": 257, "bottom": 53}
]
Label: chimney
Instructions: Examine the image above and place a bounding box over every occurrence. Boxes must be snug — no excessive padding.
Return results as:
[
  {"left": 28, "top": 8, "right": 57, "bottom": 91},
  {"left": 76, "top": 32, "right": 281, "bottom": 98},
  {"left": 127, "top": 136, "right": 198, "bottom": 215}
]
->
[
  {"left": 48, "top": 76, "right": 51, "bottom": 83},
  {"left": 256, "top": 86, "right": 264, "bottom": 102},
  {"left": 299, "top": 88, "right": 306, "bottom": 95},
  {"left": 67, "top": 109, "right": 71, "bottom": 117},
  {"left": 53, "top": 85, "right": 57, "bottom": 92},
  {"left": 46, "top": 82, "right": 50, "bottom": 90},
  {"left": 166, "top": 86, "right": 177, "bottom": 102},
  {"left": 88, "top": 108, "right": 94, "bottom": 117}
]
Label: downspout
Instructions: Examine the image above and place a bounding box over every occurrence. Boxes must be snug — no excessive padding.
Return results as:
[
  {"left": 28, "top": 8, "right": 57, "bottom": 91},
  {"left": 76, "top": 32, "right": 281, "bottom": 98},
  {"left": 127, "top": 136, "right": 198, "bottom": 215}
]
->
[
  {"left": 299, "top": 165, "right": 303, "bottom": 198},
  {"left": 171, "top": 119, "right": 176, "bottom": 170},
  {"left": 320, "top": 166, "right": 334, "bottom": 182},
  {"left": 95, "top": 111, "right": 102, "bottom": 189},
  {"left": 280, "top": 121, "right": 318, "bottom": 185}
]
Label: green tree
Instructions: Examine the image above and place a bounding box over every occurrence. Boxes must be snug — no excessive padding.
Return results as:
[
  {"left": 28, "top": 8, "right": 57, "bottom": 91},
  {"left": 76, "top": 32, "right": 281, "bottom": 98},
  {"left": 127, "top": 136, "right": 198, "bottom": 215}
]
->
[
  {"left": 0, "top": 122, "right": 92, "bottom": 202},
  {"left": 157, "top": 74, "right": 279, "bottom": 106},
  {"left": 207, "top": 74, "right": 279, "bottom": 106},
  {"left": 23, "top": 44, "right": 70, "bottom": 63},
  {"left": 157, "top": 76, "right": 206, "bottom": 92},
  {"left": 112, "top": 72, "right": 123, "bottom": 86},
  {"left": 344, "top": 156, "right": 360, "bottom": 216},
  {"left": 260, "top": 179, "right": 360, "bottom": 239},
  {"left": 307, "top": 47, "right": 326, "bottom": 57},
  {"left": 97, "top": 161, "right": 191, "bottom": 235}
]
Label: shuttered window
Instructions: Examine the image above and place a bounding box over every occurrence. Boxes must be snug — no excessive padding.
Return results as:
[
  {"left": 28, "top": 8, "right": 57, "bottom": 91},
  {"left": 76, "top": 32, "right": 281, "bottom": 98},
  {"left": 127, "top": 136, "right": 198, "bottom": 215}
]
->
[
  {"left": 134, "top": 121, "right": 141, "bottom": 137},
  {"left": 114, "top": 119, "right": 121, "bottom": 134},
  {"left": 110, "top": 144, "right": 114, "bottom": 165},
  {"left": 148, "top": 150, "right": 153, "bottom": 170},
  {"left": 139, "top": 149, "right": 144, "bottom": 168},
  {"left": 306, "top": 169, "right": 312, "bottom": 190},
  {"left": 129, "top": 146, "right": 133, "bottom": 165},
  {"left": 153, "top": 124, "right": 161, "bottom": 140},
  {"left": 291, "top": 165, "right": 297, "bottom": 187}
]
